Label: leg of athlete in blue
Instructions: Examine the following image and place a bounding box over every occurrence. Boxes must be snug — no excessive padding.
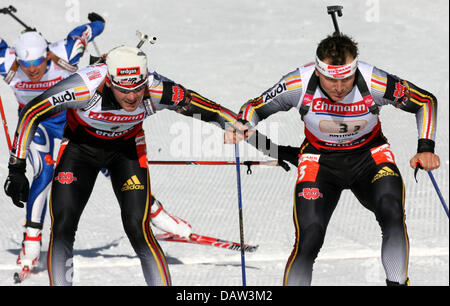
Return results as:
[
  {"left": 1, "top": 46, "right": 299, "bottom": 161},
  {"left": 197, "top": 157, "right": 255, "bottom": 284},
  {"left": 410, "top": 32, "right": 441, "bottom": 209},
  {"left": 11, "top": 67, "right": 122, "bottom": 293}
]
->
[{"left": 18, "top": 116, "right": 65, "bottom": 270}]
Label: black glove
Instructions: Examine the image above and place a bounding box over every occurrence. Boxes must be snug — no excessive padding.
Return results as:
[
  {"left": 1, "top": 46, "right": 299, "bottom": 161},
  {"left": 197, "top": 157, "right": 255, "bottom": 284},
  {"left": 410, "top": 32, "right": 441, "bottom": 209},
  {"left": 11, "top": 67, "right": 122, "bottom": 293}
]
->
[
  {"left": 88, "top": 12, "right": 105, "bottom": 23},
  {"left": 245, "top": 129, "right": 300, "bottom": 172},
  {"left": 4, "top": 157, "right": 29, "bottom": 208},
  {"left": 274, "top": 145, "right": 300, "bottom": 172},
  {"left": 277, "top": 145, "right": 300, "bottom": 167}
]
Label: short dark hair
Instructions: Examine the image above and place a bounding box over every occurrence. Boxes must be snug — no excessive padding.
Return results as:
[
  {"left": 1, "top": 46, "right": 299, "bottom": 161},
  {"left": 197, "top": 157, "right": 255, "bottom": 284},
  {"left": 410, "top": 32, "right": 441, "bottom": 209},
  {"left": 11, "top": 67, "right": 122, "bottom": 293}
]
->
[{"left": 316, "top": 34, "right": 359, "bottom": 65}]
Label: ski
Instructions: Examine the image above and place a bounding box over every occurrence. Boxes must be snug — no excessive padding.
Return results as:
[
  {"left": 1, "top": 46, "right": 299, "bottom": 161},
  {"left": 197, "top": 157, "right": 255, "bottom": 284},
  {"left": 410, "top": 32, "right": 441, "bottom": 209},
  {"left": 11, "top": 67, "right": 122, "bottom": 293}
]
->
[
  {"left": 13, "top": 266, "right": 31, "bottom": 284},
  {"left": 155, "top": 233, "right": 259, "bottom": 253}
]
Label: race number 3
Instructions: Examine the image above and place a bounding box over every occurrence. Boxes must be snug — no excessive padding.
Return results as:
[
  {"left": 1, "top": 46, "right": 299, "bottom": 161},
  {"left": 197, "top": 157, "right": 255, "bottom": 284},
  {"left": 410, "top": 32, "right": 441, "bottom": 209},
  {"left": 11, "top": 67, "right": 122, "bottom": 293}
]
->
[{"left": 297, "top": 154, "right": 321, "bottom": 183}]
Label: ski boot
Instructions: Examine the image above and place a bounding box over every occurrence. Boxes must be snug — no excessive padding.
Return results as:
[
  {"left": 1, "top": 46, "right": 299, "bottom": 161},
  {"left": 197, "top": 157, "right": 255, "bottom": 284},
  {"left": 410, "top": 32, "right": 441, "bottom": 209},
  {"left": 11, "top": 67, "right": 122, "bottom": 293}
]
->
[
  {"left": 15, "top": 226, "right": 42, "bottom": 283},
  {"left": 150, "top": 199, "right": 192, "bottom": 239}
]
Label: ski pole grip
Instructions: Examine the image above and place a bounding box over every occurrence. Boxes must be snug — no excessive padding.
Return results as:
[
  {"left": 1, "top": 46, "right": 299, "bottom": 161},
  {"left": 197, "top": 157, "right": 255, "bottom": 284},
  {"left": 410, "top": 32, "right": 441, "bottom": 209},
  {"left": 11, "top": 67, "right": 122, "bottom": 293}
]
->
[
  {"left": 0, "top": 5, "right": 16, "bottom": 14},
  {"left": 327, "top": 5, "right": 343, "bottom": 16},
  {"left": 136, "top": 30, "right": 157, "bottom": 48}
]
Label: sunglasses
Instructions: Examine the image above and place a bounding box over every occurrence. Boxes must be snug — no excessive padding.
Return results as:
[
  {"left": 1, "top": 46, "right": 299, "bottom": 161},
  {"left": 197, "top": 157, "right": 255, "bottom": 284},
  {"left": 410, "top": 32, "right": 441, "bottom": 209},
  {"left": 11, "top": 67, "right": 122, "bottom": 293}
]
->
[
  {"left": 111, "top": 79, "right": 147, "bottom": 94},
  {"left": 18, "top": 57, "right": 46, "bottom": 68}
]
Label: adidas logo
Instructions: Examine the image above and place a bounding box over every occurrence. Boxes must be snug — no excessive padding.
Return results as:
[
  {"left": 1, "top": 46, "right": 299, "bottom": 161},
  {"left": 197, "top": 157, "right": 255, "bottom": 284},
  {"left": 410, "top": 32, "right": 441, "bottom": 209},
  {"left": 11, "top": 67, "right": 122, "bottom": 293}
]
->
[
  {"left": 121, "top": 175, "right": 145, "bottom": 191},
  {"left": 371, "top": 166, "right": 399, "bottom": 183}
]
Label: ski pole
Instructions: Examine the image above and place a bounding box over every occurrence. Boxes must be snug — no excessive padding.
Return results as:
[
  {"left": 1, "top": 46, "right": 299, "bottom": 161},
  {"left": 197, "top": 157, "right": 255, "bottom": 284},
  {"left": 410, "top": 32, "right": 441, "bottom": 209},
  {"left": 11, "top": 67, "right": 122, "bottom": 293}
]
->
[
  {"left": 136, "top": 30, "right": 157, "bottom": 48},
  {"left": 89, "top": 30, "right": 156, "bottom": 65},
  {"left": 426, "top": 170, "right": 449, "bottom": 218},
  {"left": 0, "top": 5, "right": 35, "bottom": 31},
  {"left": 327, "top": 5, "right": 344, "bottom": 36},
  {"left": 147, "top": 160, "right": 279, "bottom": 174},
  {"left": 0, "top": 96, "right": 12, "bottom": 151},
  {"left": 44, "top": 156, "right": 281, "bottom": 174},
  {"left": 234, "top": 143, "right": 247, "bottom": 286},
  {"left": 89, "top": 31, "right": 102, "bottom": 63},
  {"left": 415, "top": 163, "right": 449, "bottom": 218}
]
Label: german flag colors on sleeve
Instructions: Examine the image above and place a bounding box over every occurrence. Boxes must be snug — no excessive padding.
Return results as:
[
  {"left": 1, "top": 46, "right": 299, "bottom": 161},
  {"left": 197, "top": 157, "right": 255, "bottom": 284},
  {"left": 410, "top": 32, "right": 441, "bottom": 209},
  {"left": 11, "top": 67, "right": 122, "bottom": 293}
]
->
[
  {"left": 11, "top": 74, "right": 91, "bottom": 160},
  {"left": 238, "top": 69, "right": 303, "bottom": 126},
  {"left": 13, "top": 98, "right": 55, "bottom": 159},
  {"left": 381, "top": 72, "right": 437, "bottom": 143},
  {"left": 405, "top": 80, "right": 437, "bottom": 141},
  {"left": 179, "top": 90, "right": 239, "bottom": 129}
]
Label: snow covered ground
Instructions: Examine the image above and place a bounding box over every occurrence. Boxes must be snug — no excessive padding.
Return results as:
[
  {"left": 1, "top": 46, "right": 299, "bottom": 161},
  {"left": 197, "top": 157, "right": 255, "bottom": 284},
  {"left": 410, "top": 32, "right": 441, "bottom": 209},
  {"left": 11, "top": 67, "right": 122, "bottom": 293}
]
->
[{"left": 0, "top": 0, "right": 448, "bottom": 287}]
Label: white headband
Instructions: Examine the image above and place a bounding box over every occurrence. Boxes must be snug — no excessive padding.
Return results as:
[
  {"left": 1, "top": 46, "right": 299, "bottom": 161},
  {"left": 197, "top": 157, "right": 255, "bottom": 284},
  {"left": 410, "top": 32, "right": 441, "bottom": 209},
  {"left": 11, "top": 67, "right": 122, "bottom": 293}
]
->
[{"left": 315, "top": 56, "right": 358, "bottom": 79}]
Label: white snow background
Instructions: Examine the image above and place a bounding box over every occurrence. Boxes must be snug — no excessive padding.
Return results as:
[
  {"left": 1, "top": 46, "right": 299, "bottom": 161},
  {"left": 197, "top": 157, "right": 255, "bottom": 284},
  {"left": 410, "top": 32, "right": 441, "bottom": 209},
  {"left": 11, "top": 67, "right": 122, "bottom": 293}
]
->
[{"left": 0, "top": 0, "right": 448, "bottom": 286}]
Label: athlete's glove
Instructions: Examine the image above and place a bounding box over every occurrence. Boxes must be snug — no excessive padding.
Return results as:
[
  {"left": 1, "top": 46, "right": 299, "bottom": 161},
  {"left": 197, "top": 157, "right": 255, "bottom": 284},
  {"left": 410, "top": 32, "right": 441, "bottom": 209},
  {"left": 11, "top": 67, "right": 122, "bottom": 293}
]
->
[
  {"left": 276, "top": 145, "right": 300, "bottom": 169},
  {"left": 4, "top": 157, "right": 29, "bottom": 208},
  {"left": 245, "top": 129, "right": 300, "bottom": 172},
  {"left": 88, "top": 12, "right": 105, "bottom": 23}
]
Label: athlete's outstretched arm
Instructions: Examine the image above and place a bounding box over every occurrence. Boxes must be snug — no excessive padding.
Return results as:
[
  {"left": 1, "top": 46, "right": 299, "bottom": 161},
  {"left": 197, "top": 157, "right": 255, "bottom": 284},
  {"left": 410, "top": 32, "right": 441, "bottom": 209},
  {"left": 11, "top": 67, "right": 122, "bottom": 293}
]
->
[
  {"left": 63, "top": 16, "right": 105, "bottom": 66},
  {"left": 178, "top": 89, "right": 238, "bottom": 129},
  {"left": 10, "top": 73, "right": 89, "bottom": 160}
]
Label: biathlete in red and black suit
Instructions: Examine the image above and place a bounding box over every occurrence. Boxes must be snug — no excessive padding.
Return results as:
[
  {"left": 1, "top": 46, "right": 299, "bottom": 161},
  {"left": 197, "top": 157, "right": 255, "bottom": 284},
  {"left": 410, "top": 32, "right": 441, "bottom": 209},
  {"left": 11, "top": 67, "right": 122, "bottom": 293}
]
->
[
  {"left": 227, "top": 34, "right": 440, "bottom": 286},
  {"left": 4, "top": 46, "right": 238, "bottom": 286}
]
